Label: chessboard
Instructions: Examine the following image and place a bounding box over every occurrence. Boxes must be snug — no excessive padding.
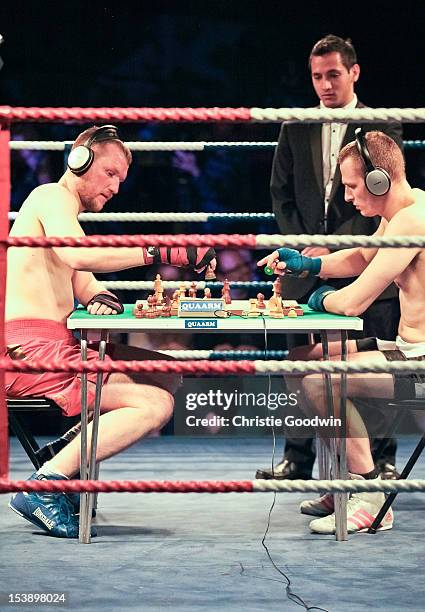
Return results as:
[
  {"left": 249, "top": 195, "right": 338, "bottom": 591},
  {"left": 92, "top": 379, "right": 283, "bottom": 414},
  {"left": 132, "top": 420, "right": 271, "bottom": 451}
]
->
[{"left": 132, "top": 274, "right": 303, "bottom": 318}]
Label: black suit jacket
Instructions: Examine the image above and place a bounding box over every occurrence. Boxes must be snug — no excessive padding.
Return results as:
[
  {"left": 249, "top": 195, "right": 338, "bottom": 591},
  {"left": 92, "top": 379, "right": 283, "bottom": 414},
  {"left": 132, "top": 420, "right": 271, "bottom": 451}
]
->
[{"left": 270, "top": 101, "right": 403, "bottom": 299}]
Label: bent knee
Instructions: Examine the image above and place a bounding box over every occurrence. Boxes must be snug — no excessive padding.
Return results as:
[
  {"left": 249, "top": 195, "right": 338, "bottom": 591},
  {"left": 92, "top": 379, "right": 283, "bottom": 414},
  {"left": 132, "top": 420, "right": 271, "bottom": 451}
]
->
[
  {"left": 150, "top": 390, "right": 174, "bottom": 429},
  {"left": 289, "top": 344, "right": 322, "bottom": 361}
]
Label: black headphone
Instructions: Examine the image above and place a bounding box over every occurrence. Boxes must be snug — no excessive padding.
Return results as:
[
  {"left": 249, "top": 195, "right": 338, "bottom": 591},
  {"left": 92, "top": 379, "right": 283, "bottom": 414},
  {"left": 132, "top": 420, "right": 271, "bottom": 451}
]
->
[
  {"left": 354, "top": 127, "right": 391, "bottom": 196},
  {"left": 67, "top": 125, "right": 120, "bottom": 175}
]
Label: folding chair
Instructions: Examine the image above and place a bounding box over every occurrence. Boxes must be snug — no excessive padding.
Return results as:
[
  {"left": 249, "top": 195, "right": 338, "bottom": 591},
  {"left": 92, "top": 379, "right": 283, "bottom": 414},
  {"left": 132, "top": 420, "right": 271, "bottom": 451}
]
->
[
  {"left": 368, "top": 398, "right": 425, "bottom": 533},
  {"left": 7, "top": 397, "right": 66, "bottom": 469},
  {"left": 7, "top": 396, "right": 99, "bottom": 514}
]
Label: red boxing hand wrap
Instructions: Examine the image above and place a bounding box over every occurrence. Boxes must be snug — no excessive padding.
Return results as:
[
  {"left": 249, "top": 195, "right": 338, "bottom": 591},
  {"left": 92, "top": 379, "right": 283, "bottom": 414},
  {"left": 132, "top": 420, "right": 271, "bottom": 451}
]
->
[
  {"left": 87, "top": 291, "right": 124, "bottom": 314},
  {"left": 142, "top": 246, "right": 216, "bottom": 272}
]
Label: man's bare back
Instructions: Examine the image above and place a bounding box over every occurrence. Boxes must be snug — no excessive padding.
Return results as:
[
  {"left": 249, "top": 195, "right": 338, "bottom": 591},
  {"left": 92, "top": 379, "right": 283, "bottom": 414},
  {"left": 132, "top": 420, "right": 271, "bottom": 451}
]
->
[
  {"left": 391, "top": 190, "right": 425, "bottom": 342},
  {"left": 7, "top": 184, "right": 79, "bottom": 323}
]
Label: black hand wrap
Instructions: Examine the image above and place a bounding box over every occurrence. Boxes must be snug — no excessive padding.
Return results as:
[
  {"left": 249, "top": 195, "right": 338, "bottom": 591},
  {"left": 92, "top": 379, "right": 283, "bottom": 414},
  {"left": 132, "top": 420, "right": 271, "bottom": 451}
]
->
[
  {"left": 143, "top": 246, "right": 216, "bottom": 271},
  {"left": 87, "top": 292, "right": 124, "bottom": 314},
  {"left": 185, "top": 247, "right": 216, "bottom": 271}
]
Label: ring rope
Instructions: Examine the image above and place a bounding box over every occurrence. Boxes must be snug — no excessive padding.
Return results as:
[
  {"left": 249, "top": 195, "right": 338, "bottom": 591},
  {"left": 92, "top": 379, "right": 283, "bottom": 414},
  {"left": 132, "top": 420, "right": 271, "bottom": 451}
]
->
[
  {"left": 103, "top": 281, "right": 273, "bottom": 290},
  {"left": 9, "top": 212, "right": 275, "bottom": 222},
  {"left": 6, "top": 234, "right": 425, "bottom": 249},
  {"left": 9, "top": 140, "right": 425, "bottom": 151},
  {"left": 154, "top": 350, "right": 288, "bottom": 360},
  {"left": 2, "top": 106, "right": 425, "bottom": 123},
  {"left": 3, "top": 358, "right": 425, "bottom": 375},
  {"left": 1, "top": 478, "right": 425, "bottom": 494}
]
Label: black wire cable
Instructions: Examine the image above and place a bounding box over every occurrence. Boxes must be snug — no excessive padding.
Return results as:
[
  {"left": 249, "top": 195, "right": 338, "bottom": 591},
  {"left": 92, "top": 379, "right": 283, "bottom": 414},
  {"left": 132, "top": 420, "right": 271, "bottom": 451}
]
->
[{"left": 256, "top": 315, "right": 330, "bottom": 612}]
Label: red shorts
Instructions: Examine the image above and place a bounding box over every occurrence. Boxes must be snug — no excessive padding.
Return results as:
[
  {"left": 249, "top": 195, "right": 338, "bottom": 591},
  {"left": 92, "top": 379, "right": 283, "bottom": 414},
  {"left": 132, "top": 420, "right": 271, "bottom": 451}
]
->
[
  {"left": 6, "top": 319, "right": 182, "bottom": 417},
  {"left": 5, "top": 319, "right": 112, "bottom": 417}
]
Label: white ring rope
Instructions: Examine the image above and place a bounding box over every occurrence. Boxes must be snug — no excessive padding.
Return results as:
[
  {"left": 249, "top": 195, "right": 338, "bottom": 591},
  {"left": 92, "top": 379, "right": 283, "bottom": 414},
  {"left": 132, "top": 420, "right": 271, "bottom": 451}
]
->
[
  {"left": 250, "top": 107, "right": 425, "bottom": 123},
  {"left": 156, "top": 350, "right": 287, "bottom": 359},
  {"left": 8, "top": 212, "right": 274, "bottom": 222},
  {"left": 9, "top": 140, "right": 425, "bottom": 152},
  {"left": 255, "top": 234, "right": 425, "bottom": 249},
  {"left": 9, "top": 141, "right": 279, "bottom": 151},
  {"left": 103, "top": 281, "right": 271, "bottom": 290},
  {"left": 252, "top": 479, "right": 425, "bottom": 493},
  {"left": 253, "top": 359, "right": 425, "bottom": 375}
]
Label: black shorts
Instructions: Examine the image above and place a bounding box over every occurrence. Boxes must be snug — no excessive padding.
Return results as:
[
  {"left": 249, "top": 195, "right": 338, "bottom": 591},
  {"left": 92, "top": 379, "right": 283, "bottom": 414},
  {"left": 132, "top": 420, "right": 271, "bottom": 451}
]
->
[
  {"left": 356, "top": 337, "right": 425, "bottom": 401},
  {"left": 101, "top": 342, "right": 182, "bottom": 397}
]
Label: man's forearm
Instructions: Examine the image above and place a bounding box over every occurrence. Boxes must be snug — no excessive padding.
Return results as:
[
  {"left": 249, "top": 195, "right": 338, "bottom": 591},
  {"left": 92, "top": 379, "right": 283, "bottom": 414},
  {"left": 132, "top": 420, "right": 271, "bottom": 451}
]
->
[
  {"left": 318, "top": 248, "right": 368, "bottom": 279},
  {"left": 54, "top": 246, "right": 146, "bottom": 273}
]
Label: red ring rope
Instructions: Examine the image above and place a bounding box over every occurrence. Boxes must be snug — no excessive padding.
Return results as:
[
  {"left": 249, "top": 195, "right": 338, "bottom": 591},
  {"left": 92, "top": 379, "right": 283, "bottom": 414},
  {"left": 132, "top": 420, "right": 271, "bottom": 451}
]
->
[
  {"left": 0, "top": 479, "right": 254, "bottom": 494},
  {"left": 6, "top": 234, "right": 257, "bottom": 248},
  {"left": 1, "top": 358, "right": 256, "bottom": 375},
  {"left": 0, "top": 106, "right": 252, "bottom": 123}
]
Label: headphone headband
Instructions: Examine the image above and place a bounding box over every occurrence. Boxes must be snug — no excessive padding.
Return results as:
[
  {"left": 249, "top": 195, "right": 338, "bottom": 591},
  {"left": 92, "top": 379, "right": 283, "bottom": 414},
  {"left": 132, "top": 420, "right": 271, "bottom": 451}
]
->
[{"left": 84, "top": 125, "right": 120, "bottom": 148}]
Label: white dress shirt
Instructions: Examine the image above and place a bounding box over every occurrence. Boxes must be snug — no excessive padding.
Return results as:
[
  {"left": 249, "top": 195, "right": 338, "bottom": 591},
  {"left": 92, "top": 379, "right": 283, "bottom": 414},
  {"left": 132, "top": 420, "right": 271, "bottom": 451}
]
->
[{"left": 321, "top": 94, "right": 358, "bottom": 229}]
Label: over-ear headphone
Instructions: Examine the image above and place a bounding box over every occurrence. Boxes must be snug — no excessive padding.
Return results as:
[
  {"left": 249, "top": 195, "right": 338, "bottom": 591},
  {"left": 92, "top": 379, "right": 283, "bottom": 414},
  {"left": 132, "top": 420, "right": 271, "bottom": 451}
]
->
[
  {"left": 354, "top": 127, "right": 391, "bottom": 196},
  {"left": 67, "top": 125, "right": 120, "bottom": 175}
]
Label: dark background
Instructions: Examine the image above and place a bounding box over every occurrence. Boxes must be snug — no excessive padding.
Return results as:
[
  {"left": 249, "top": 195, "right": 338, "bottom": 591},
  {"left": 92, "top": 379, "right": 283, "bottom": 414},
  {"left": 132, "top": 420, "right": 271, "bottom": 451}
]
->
[
  {"left": 1, "top": 0, "right": 424, "bottom": 202},
  {"left": 1, "top": 1, "right": 424, "bottom": 108}
]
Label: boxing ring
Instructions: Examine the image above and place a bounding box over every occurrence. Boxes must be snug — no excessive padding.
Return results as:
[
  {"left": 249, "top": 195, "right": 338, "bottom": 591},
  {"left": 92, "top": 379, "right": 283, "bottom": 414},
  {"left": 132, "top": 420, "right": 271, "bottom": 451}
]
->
[{"left": 2, "top": 105, "right": 425, "bottom": 611}]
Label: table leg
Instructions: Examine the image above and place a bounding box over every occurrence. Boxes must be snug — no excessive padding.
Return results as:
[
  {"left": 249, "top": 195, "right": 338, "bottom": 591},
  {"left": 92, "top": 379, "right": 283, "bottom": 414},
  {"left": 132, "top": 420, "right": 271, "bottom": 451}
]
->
[
  {"left": 79, "top": 331, "right": 89, "bottom": 544},
  {"left": 320, "top": 332, "right": 347, "bottom": 541},
  {"left": 86, "top": 331, "right": 108, "bottom": 527},
  {"left": 334, "top": 331, "right": 348, "bottom": 541},
  {"left": 78, "top": 330, "right": 108, "bottom": 544}
]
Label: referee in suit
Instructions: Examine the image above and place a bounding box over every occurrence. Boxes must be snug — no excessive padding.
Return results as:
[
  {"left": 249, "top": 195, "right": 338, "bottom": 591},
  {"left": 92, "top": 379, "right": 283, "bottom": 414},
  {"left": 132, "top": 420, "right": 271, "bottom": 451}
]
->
[{"left": 256, "top": 34, "right": 403, "bottom": 481}]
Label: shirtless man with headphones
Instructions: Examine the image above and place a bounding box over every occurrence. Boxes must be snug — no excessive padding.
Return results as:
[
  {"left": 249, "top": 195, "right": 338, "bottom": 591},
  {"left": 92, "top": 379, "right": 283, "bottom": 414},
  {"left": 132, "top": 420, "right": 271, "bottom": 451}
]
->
[
  {"left": 259, "top": 130, "right": 425, "bottom": 534},
  {"left": 7, "top": 125, "right": 216, "bottom": 538}
]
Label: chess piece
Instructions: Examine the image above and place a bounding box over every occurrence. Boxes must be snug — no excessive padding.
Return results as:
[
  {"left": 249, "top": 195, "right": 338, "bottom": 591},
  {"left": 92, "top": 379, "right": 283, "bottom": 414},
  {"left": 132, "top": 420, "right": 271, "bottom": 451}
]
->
[
  {"left": 268, "top": 295, "right": 277, "bottom": 314},
  {"left": 270, "top": 297, "right": 284, "bottom": 318},
  {"left": 189, "top": 281, "right": 197, "bottom": 298},
  {"left": 179, "top": 283, "right": 187, "bottom": 299},
  {"left": 287, "top": 308, "right": 297, "bottom": 317},
  {"left": 145, "top": 295, "right": 157, "bottom": 318},
  {"left": 154, "top": 274, "right": 164, "bottom": 304},
  {"left": 161, "top": 296, "right": 172, "bottom": 317},
  {"left": 133, "top": 300, "right": 145, "bottom": 318},
  {"left": 221, "top": 278, "right": 232, "bottom": 304},
  {"left": 273, "top": 276, "right": 282, "bottom": 298},
  {"left": 204, "top": 287, "right": 212, "bottom": 299},
  {"left": 247, "top": 298, "right": 260, "bottom": 317},
  {"left": 205, "top": 264, "right": 216, "bottom": 280},
  {"left": 171, "top": 290, "right": 179, "bottom": 316},
  {"left": 256, "top": 293, "right": 266, "bottom": 310}
]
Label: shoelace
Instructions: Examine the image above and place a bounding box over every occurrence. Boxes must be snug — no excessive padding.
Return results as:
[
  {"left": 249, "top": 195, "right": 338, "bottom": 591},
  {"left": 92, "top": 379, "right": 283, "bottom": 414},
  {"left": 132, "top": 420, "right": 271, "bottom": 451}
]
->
[{"left": 56, "top": 495, "right": 75, "bottom": 526}]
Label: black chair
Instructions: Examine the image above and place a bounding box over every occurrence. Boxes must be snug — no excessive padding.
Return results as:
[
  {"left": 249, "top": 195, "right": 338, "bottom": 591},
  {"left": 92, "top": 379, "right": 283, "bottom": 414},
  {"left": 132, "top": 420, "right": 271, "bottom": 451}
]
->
[
  {"left": 7, "top": 397, "right": 81, "bottom": 469},
  {"left": 368, "top": 398, "right": 425, "bottom": 533}
]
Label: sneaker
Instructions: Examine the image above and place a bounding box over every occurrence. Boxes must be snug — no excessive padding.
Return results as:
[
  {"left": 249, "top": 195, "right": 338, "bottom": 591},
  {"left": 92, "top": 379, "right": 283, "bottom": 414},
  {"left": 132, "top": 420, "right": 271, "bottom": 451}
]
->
[
  {"left": 377, "top": 462, "right": 401, "bottom": 480},
  {"left": 70, "top": 492, "right": 97, "bottom": 518},
  {"left": 255, "top": 459, "right": 312, "bottom": 480},
  {"left": 309, "top": 486, "right": 393, "bottom": 535},
  {"left": 9, "top": 473, "right": 96, "bottom": 538},
  {"left": 300, "top": 492, "right": 334, "bottom": 517}
]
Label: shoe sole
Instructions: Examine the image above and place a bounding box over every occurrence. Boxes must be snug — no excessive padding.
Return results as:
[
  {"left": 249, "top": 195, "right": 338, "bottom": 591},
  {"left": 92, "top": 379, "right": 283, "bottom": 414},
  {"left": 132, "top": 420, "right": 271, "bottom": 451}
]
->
[
  {"left": 310, "top": 519, "right": 393, "bottom": 535},
  {"left": 300, "top": 507, "right": 333, "bottom": 517}
]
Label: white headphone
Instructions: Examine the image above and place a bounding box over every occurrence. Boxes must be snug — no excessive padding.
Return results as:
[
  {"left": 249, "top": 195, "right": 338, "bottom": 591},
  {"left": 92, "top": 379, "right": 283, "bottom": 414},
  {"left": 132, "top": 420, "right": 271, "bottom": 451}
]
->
[
  {"left": 355, "top": 127, "right": 391, "bottom": 196},
  {"left": 67, "top": 125, "right": 120, "bottom": 175}
]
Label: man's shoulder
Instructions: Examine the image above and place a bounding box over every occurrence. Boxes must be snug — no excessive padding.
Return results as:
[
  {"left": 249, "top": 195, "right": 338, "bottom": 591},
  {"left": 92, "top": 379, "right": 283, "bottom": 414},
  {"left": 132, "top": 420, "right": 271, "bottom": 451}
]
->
[
  {"left": 388, "top": 192, "right": 425, "bottom": 231},
  {"left": 29, "top": 183, "right": 78, "bottom": 211}
]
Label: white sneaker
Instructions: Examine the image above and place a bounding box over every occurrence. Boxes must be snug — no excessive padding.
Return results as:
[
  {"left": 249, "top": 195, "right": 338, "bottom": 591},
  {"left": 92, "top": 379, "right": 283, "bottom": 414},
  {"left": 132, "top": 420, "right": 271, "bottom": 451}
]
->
[
  {"left": 300, "top": 493, "right": 334, "bottom": 517},
  {"left": 309, "top": 487, "right": 393, "bottom": 534}
]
